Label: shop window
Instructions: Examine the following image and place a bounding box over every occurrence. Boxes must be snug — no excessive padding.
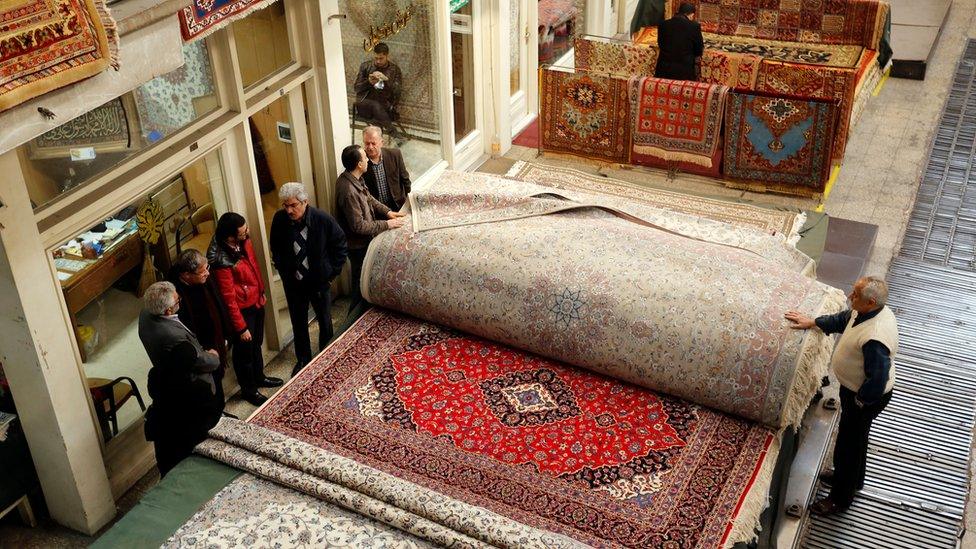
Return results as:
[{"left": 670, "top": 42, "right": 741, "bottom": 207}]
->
[
  {"left": 54, "top": 150, "right": 226, "bottom": 439},
  {"left": 339, "top": 0, "right": 444, "bottom": 179},
  {"left": 233, "top": 2, "right": 293, "bottom": 89},
  {"left": 450, "top": 2, "right": 476, "bottom": 142},
  {"left": 510, "top": 0, "right": 522, "bottom": 95},
  {"left": 19, "top": 41, "right": 219, "bottom": 211}
]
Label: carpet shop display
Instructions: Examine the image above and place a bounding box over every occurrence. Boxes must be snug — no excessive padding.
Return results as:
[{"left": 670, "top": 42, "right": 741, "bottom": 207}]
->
[
  {"left": 0, "top": 0, "right": 119, "bottom": 112},
  {"left": 505, "top": 160, "right": 805, "bottom": 240},
  {"left": 723, "top": 92, "right": 838, "bottom": 196},
  {"left": 664, "top": 0, "right": 890, "bottom": 51},
  {"left": 179, "top": 0, "right": 279, "bottom": 42},
  {"left": 367, "top": 170, "right": 842, "bottom": 427},
  {"left": 629, "top": 77, "right": 728, "bottom": 172},
  {"left": 540, "top": 68, "right": 632, "bottom": 163}
]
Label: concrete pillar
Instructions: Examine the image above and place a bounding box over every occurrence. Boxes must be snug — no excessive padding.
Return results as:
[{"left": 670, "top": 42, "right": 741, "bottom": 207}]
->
[{"left": 0, "top": 151, "right": 115, "bottom": 534}]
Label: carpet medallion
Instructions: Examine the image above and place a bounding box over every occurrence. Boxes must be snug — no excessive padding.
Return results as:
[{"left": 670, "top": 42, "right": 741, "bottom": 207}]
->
[
  {"left": 724, "top": 92, "right": 837, "bottom": 194},
  {"left": 251, "top": 310, "right": 778, "bottom": 548},
  {"left": 574, "top": 37, "right": 657, "bottom": 79},
  {"left": 179, "top": 0, "right": 279, "bottom": 42},
  {"left": 0, "top": 0, "right": 119, "bottom": 111},
  {"left": 541, "top": 69, "right": 631, "bottom": 163},
  {"left": 630, "top": 77, "right": 728, "bottom": 168}
]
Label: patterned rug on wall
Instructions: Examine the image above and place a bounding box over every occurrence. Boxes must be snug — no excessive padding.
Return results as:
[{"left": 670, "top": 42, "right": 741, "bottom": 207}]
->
[
  {"left": 0, "top": 0, "right": 119, "bottom": 112},
  {"left": 133, "top": 41, "right": 216, "bottom": 140},
  {"left": 506, "top": 161, "right": 804, "bottom": 239},
  {"left": 724, "top": 92, "right": 837, "bottom": 196},
  {"left": 630, "top": 77, "right": 728, "bottom": 170},
  {"left": 663, "top": 0, "right": 889, "bottom": 50},
  {"left": 755, "top": 60, "right": 856, "bottom": 161},
  {"left": 339, "top": 0, "right": 439, "bottom": 133},
  {"left": 541, "top": 69, "right": 631, "bottom": 163},
  {"left": 179, "top": 0, "right": 279, "bottom": 42},
  {"left": 246, "top": 309, "right": 780, "bottom": 549}
]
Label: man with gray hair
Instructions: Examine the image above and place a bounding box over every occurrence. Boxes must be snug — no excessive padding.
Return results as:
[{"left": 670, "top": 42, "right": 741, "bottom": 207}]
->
[
  {"left": 785, "top": 275, "right": 899, "bottom": 516},
  {"left": 362, "top": 126, "right": 411, "bottom": 211},
  {"left": 138, "top": 281, "right": 222, "bottom": 476},
  {"left": 270, "top": 182, "right": 348, "bottom": 376}
]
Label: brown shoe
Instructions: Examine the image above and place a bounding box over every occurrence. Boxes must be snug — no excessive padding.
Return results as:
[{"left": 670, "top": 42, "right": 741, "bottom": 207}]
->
[{"left": 810, "top": 497, "right": 847, "bottom": 516}]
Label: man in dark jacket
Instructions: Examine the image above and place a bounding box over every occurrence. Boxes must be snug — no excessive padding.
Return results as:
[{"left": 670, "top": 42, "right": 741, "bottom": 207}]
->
[
  {"left": 269, "top": 182, "right": 348, "bottom": 376},
  {"left": 655, "top": 2, "right": 704, "bottom": 81},
  {"left": 362, "top": 126, "right": 411, "bottom": 211},
  {"left": 354, "top": 42, "right": 403, "bottom": 138},
  {"left": 168, "top": 249, "right": 232, "bottom": 368},
  {"left": 138, "top": 281, "right": 221, "bottom": 476}
]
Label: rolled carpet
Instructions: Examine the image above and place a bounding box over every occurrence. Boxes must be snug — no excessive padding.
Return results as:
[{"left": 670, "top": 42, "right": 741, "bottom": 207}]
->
[{"left": 364, "top": 170, "right": 844, "bottom": 429}]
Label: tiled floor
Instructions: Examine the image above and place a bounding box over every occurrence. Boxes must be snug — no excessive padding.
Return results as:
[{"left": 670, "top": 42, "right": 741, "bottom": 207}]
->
[{"left": 5, "top": 2, "right": 976, "bottom": 546}]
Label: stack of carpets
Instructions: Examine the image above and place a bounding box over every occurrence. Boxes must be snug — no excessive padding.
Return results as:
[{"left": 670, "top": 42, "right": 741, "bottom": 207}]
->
[
  {"left": 1, "top": 0, "right": 119, "bottom": 112},
  {"left": 574, "top": 36, "right": 658, "bottom": 78},
  {"left": 192, "top": 170, "right": 843, "bottom": 548},
  {"left": 629, "top": 77, "right": 728, "bottom": 176}
]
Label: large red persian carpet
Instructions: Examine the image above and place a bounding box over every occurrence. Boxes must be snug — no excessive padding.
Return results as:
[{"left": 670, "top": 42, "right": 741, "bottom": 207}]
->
[
  {"left": 1, "top": 0, "right": 119, "bottom": 111},
  {"left": 251, "top": 309, "right": 778, "bottom": 548}
]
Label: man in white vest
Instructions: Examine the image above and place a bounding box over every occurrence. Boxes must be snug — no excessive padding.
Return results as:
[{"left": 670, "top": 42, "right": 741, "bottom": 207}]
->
[{"left": 785, "top": 276, "right": 898, "bottom": 516}]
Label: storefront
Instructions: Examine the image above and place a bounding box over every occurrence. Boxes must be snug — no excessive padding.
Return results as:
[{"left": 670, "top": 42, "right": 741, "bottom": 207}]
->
[{"left": 0, "top": 0, "right": 548, "bottom": 534}]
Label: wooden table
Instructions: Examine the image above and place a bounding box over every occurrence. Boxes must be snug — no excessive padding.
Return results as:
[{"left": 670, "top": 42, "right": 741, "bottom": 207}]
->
[{"left": 59, "top": 231, "right": 144, "bottom": 362}]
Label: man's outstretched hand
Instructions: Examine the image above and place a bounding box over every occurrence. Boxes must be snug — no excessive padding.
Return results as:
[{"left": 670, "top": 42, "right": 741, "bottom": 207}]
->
[{"left": 784, "top": 310, "right": 816, "bottom": 329}]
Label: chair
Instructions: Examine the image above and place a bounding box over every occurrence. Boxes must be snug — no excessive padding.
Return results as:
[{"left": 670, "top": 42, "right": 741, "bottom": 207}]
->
[
  {"left": 351, "top": 97, "right": 410, "bottom": 145},
  {"left": 175, "top": 202, "right": 215, "bottom": 256},
  {"left": 87, "top": 377, "right": 147, "bottom": 440}
]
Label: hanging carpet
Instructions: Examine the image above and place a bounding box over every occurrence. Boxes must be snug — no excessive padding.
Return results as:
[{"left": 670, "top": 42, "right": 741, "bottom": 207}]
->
[
  {"left": 629, "top": 77, "right": 728, "bottom": 169},
  {"left": 574, "top": 37, "right": 658, "bottom": 78},
  {"left": 723, "top": 92, "right": 838, "bottom": 196},
  {"left": 179, "top": 0, "right": 279, "bottom": 42},
  {"left": 540, "top": 69, "right": 632, "bottom": 163},
  {"left": 0, "top": 0, "right": 119, "bottom": 112}
]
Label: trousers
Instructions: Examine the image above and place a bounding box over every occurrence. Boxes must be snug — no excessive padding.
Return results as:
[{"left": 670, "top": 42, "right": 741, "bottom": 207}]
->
[
  {"left": 285, "top": 284, "right": 333, "bottom": 367},
  {"left": 830, "top": 386, "right": 892, "bottom": 505},
  {"left": 233, "top": 306, "right": 266, "bottom": 394}
]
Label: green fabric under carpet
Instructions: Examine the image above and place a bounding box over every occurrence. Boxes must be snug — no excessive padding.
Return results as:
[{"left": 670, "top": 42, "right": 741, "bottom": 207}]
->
[{"left": 92, "top": 456, "right": 240, "bottom": 549}]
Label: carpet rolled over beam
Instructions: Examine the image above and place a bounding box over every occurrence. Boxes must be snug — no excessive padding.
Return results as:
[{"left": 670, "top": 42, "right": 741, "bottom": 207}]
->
[{"left": 364, "top": 170, "right": 844, "bottom": 429}]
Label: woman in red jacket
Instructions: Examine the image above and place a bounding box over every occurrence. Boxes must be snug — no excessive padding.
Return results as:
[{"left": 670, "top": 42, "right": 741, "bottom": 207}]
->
[{"left": 207, "top": 213, "right": 282, "bottom": 405}]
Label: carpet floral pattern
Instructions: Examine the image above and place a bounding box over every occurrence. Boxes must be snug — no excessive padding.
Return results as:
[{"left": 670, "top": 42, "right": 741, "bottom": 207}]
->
[
  {"left": 664, "top": 0, "right": 889, "bottom": 50},
  {"left": 700, "top": 50, "right": 762, "bottom": 90},
  {"left": 541, "top": 69, "right": 631, "bottom": 163},
  {"left": 574, "top": 37, "right": 657, "bottom": 78},
  {"left": 629, "top": 77, "right": 728, "bottom": 168},
  {"left": 248, "top": 310, "right": 780, "bottom": 548},
  {"left": 724, "top": 92, "right": 838, "bottom": 194},
  {"left": 179, "top": 0, "right": 279, "bottom": 42},
  {"left": 164, "top": 474, "right": 435, "bottom": 548},
  {"left": 505, "top": 161, "right": 805, "bottom": 239},
  {"left": 133, "top": 41, "right": 216, "bottom": 141},
  {"left": 373, "top": 171, "right": 843, "bottom": 428},
  {"left": 1, "top": 0, "right": 118, "bottom": 111}
]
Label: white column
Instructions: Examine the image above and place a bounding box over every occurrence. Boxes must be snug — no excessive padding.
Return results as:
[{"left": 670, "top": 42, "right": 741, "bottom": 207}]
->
[{"left": 0, "top": 151, "right": 115, "bottom": 534}]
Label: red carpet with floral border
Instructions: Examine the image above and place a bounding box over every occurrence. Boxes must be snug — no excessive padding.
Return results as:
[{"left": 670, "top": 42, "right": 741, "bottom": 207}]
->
[{"left": 251, "top": 309, "right": 777, "bottom": 548}]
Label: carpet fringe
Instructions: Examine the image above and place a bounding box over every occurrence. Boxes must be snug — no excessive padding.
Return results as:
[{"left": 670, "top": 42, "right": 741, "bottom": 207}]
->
[
  {"left": 183, "top": 0, "right": 282, "bottom": 43},
  {"left": 632, "top": 145, "right": 714, "bottom": 168},
  {"left": 94, "top": 0, "right": 120, "bottom": 70},
  {"left": 786, "top": 211, "right": 807, "bottom": 247},
  {"left": 724, "top": 432, "right": 782, "bottom": 547},
  {"left": 504, "top": 160, "right": 527, "bottom": 178},
  {"left": 781, "top": 287, "right": 846, "bottom": 428}
]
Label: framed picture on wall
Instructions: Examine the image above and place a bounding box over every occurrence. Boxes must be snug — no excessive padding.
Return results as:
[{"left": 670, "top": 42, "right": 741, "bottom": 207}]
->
[{"left": 276, "top": 122, "right": 292, "bottom": 143}]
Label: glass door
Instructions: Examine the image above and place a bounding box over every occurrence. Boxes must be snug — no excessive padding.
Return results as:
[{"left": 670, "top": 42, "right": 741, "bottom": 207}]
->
[
  {"left": 509, "top": 0, "right": 534, "bottom": 135},
  {"left": 448, "top": 0, "right": 485, "bottom": 169}
]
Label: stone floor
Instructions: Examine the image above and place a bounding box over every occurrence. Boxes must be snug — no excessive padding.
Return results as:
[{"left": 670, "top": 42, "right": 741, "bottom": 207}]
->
[{"left": 4, "top": 3, "right": 976, "bottom": 546}]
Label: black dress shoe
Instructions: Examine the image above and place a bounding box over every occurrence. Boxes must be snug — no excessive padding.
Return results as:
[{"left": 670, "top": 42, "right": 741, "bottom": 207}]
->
[
  {"left": 819, "top": 468, "right": 834, "bottom": 485},
  {"left": 242, "top": 392, "right": 268, "bottom": 406},
  {"left": 256, "top": 376, "right": 283, "bottom": 388},
  {"left": 810, "top": 497, "right": 848, "bottom": 516}
]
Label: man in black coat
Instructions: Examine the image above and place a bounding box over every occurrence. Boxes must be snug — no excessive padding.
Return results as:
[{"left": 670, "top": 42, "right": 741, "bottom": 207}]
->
[
  {"left": 269, "top": 182, "right": 348, "bottom": 376},
  {"left": 138, "top": 281, "right": 222, "bottom": 476},
  {"left": 168, "top": 249, "right": 232, "bottom": 369},
  {"left": 655, "top": 2, "right": 704, "bottom": 81}
]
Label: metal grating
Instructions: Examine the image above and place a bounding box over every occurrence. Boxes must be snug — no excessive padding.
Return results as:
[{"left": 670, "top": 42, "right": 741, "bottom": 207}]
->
[{"left": 801, "top": 40, "right": 976, "bottom": 548}]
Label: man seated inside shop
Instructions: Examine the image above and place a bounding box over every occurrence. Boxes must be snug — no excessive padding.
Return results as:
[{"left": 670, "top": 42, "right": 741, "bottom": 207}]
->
[
  {"left": 362, "top": 126, "right": 411, "bottom": 211},
  {"left": 655, "top": 2, "right": 704, "bottom": 82},
  {"left": 353, "top": 42, "right": 403, "bottom": 139},
  {"left": 138, "top": 281, "right": 222, "bottom": 477}
]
